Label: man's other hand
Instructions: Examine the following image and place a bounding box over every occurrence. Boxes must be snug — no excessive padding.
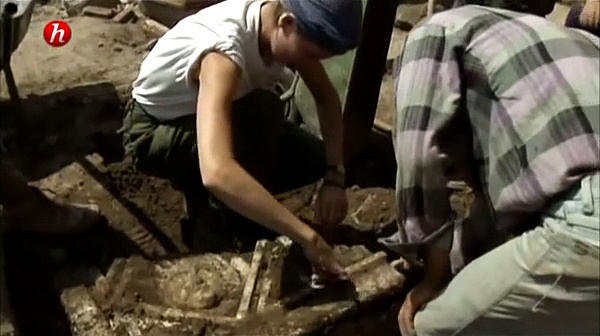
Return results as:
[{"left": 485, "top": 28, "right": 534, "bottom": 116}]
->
[
  {"left": 398, "top": 278, "right": 444, "bottom": 336},
  {"left": 316, "top": 184, "right": 348, "bottom": 227}
]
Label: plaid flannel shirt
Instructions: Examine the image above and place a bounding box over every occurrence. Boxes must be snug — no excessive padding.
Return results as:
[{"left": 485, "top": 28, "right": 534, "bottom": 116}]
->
[{"left": 380, "top": 6, "right": 600, "bottom": 261}]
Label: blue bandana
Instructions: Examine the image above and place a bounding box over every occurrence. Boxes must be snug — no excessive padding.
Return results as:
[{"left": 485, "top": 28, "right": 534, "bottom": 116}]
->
[{"left": 280, "top": 0, "right": 363, "bottom": 55}]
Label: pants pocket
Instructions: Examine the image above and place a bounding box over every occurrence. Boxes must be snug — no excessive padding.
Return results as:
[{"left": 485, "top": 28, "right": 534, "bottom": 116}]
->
[{"left": 120, "top": 100, "right": 148, "bottom": 156}]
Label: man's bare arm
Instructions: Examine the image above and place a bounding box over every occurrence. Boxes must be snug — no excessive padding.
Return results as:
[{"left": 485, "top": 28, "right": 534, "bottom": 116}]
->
[{"left": 196, "top": 52, "right": 319, "bottom": 247}]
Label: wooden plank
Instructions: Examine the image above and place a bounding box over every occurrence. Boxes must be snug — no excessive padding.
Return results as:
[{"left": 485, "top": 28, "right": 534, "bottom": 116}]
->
[
  {"left": 344, "top": 0, "right": 398, "bottom": 162},
  {"left": 236, "top": 240, "right": 267, "bottom": 319}
]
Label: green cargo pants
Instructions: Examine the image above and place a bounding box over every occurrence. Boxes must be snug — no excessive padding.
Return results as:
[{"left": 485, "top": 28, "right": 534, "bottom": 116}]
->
[{"left": 121, "top": 90, "right": 326, "bottom": 207}]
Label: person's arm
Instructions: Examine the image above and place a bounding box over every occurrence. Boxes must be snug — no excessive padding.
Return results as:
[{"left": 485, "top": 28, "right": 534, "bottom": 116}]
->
[
  {"left": 393, "top": 23, "right": 464, "bottom": 288},
  {"left": 195, "top": 51, "right": 318, "bottom": 248},
  {"left": 294, "top": 60, "right": 344, "bottom": 169}
]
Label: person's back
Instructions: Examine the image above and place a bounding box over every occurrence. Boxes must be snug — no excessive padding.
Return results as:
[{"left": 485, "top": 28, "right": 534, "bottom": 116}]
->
[
  {"left": 388, "top": 5, "right": 599, "bottom": 335},
  {"left": 424, "top": 5, "right": 599, "bottom": 229}
]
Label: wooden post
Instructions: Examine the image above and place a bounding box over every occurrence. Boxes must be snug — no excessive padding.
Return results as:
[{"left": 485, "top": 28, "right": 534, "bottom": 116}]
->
[{"left": 343, "top": 0, "right": 399, "bottom": 164}]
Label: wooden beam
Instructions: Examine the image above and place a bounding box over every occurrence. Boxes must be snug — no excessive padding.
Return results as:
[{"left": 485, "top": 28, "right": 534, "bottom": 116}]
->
[{"left": 343, "top": 0, "right": 399, "bottom": 163}]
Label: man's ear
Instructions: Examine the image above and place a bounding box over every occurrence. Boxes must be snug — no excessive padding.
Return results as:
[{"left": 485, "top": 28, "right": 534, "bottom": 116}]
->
[{"left": 278, "top": 12, "right": 297, "bottom": 31}]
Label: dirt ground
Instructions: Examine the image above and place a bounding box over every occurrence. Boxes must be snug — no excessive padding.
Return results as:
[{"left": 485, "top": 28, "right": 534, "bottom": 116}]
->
[{"left": 1, "top": 4, "right": 399, "bottom": 336}]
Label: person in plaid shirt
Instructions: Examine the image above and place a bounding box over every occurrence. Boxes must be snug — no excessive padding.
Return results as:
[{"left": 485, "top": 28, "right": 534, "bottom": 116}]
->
[{"left": 380, "top": 5, "right": 600, "bottom": 335}]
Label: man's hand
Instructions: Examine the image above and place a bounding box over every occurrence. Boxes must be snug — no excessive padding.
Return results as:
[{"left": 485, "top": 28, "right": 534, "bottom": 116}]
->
[
  {"left": 581, "top": 0, "right": 600, "bottom": 28},
  {"left": 302, "top": 233, "right": 349, "bottom": 281},
  {"left": 399, "top": 244, "right": 451, "bottom": 335},
  {"left": 398, "top": 279, "right": 444, "bottom": 336},
  {"left": 316, "top": 184, "right": 348, "bottom": 227}
]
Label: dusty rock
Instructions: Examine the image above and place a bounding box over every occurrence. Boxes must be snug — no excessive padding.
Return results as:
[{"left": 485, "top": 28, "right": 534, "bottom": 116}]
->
[
  {"left": 61, "top": 286, "right": 115, "bottom": 336},
  {"left": 395, "top": 3, "right": 428, "bottom": 30},
  {"left": 82, "top": 5, "right": 115, "bottom": 18},
  {"left": 62, "top": 0, "right": 91, "bottom": 16},
  {"left": 112, "top": 4, "right": 136, "bottom": 22},
  {"left": 62, "top": 0, "right": 119, "bottom": 16},
  {"left": 155, "top": 255, "right": 241, "bottom": 310},
  {"left": 229, "top": 257, "right": 250, "bottom": 278}
]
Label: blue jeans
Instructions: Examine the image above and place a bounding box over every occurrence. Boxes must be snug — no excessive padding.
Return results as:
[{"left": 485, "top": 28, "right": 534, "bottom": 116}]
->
[{"left": 414, "top": 174, "right": 600, "bottom": 335}]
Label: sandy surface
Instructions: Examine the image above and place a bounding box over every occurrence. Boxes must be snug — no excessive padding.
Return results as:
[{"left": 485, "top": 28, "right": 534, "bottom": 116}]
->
[{"left": 4, "top": 6, "right": 150, "bottom": 97}]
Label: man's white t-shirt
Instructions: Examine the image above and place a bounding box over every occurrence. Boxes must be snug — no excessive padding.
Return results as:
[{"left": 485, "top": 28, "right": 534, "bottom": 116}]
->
[{"left": 131, "top": 0, "right": 284, "bottom": 120}]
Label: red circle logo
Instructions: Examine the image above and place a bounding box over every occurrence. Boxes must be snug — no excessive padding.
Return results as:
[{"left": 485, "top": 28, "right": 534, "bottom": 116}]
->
[{"left": 43, "top": 20, "right": 72, "bottom": 47}]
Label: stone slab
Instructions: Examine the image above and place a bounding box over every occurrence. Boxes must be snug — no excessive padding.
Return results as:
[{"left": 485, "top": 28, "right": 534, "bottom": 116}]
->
[{"left": 60, "top": 242, "right": 405, "bottom": 336}]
